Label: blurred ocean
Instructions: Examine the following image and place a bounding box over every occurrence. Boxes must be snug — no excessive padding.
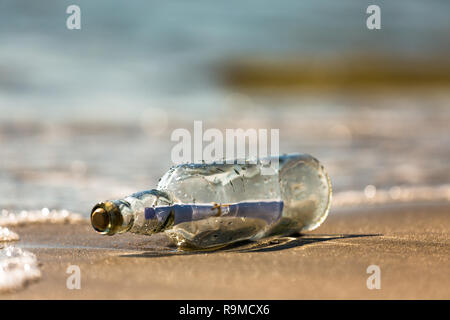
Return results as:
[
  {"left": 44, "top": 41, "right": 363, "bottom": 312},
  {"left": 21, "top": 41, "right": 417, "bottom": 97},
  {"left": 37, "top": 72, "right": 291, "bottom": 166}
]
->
[{"left": 0, "top": 0, "right": 449, "bottom": 215}]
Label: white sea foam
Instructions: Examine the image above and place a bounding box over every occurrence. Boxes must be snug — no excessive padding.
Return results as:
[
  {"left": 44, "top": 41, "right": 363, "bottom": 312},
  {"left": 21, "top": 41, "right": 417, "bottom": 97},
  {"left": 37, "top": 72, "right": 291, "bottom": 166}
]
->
[
  {"left": 333, "top": 184, "right": 450, "bottom": 208},
  {"left": 0, "top": 227, "right": 19, "bottom": 242},
  {"left": 0, "top": 246, "right": 41, "bottom": 293},
  {"left": 0, "top": 208, "right": 86, "bottom": 227},
  {"left": 0, "top": 208, "right": 85, "bottom": 293}
]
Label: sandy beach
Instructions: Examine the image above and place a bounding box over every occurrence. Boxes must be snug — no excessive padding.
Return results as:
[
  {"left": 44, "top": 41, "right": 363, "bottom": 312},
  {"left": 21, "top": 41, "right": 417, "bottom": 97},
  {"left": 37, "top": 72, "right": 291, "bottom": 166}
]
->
[
  {"left": 1, "top": 0, "right": 450, "bottom": 304},
  {"left": 1, "top": 202, "right": 448, "bottom": 300}
]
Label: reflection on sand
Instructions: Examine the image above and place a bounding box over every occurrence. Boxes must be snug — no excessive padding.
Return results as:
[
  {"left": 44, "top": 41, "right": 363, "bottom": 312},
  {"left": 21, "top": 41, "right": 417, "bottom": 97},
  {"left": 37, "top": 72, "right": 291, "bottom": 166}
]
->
[{"left": 120, "top": 233, "right": 380, "bottom": 257}]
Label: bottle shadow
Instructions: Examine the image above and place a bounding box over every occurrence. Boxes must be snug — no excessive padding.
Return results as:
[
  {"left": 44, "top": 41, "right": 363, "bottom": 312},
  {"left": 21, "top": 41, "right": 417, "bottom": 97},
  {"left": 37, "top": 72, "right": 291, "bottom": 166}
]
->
[{"left": 119, "top": 233, "right": 381, "bottom": 258}]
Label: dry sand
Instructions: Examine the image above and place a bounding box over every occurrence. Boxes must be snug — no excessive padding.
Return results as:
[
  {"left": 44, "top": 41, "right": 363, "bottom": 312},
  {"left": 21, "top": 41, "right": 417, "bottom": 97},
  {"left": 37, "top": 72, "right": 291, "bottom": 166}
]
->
[{"left": 2, "top": 203, "right": 449, "bottom": 299}]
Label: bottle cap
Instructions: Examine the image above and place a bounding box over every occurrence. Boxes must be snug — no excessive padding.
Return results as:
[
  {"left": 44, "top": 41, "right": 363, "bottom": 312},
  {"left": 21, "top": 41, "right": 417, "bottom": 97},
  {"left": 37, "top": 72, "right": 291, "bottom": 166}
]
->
[
  {"left": 90, "top": 201, "right": 123, "bottom": 235},
  {"left": 91, "top": 208, "right": 109, "bottom": 232}
]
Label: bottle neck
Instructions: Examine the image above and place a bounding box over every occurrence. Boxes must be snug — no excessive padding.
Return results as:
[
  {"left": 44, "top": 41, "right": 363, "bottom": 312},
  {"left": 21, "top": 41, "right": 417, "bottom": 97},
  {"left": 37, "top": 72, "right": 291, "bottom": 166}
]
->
[
  {"left": 91, "top": 189, "right": 172, "bottom": 235},
  {"left": 91, "top": 200, "right": 129, "bottom": 235}
]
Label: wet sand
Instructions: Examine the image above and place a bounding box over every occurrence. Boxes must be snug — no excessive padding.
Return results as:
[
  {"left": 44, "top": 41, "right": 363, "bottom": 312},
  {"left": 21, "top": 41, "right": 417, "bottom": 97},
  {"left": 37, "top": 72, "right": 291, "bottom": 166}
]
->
[{"left": 2, "top": 203, "right": 449, "bottom": 299}]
